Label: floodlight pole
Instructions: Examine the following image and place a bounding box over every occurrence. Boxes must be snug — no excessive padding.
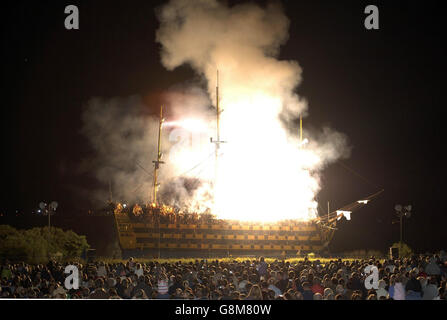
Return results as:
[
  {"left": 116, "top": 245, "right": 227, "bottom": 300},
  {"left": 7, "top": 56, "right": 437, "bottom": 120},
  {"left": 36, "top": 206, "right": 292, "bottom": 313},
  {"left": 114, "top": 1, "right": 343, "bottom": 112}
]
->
[
  {"left": 400, "top": 215, "right": 403, "bottom": 243},
  {"left": 47, "top": 210, "right": 51, "bottom": 261},
  {"left": 46, "top": 206, "right": 53, "bottom": 261},
  {"left": 158, "top": 213, "right": 161, "bottom": 260},
  {"left": 399, "top": 214, "right": 403, "bottom": 257},
  {"left": 396, "top": 206, "right": 410, "bottom": 258}
]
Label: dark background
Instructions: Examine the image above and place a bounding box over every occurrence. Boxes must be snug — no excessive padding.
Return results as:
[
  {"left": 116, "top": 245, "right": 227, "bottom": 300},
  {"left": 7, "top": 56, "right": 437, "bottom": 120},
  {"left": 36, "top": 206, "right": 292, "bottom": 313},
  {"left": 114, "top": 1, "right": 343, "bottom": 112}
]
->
[{"left": 1, "top": 0, "right": 445, "bottom": 254}]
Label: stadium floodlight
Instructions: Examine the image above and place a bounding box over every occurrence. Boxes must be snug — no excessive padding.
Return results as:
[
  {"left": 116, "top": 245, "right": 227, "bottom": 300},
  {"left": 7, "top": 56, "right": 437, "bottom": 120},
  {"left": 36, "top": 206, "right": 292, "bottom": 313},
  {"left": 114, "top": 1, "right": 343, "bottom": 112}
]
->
[
  {"left": 357, "top": 200, "right": 369, "bottom": 204},
  {"left": 394, "top": 204, "right": 413, "bottom": 258},
  {"left": 39, "top": 200, "right": 58, "bottom": 231},
  {"left": 394, "top": 204, "right": 412, "bottom": 218},
  {"left": 50, "top": 201, "right": 58, "bottom": 210}
]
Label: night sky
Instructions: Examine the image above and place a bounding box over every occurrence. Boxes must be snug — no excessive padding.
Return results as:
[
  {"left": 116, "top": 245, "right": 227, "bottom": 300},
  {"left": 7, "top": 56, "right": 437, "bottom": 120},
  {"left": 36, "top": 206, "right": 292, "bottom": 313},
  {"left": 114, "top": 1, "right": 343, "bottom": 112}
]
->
[{"left": 2, "top": 0, "right": 445, "bottom": 253}]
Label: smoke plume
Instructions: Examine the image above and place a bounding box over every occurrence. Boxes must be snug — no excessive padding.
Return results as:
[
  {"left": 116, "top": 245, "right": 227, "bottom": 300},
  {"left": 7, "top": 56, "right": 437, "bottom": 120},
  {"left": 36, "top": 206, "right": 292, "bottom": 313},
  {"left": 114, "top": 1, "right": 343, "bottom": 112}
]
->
[{"left": 80, "top": 0, "right": 350, "bottom": 221}]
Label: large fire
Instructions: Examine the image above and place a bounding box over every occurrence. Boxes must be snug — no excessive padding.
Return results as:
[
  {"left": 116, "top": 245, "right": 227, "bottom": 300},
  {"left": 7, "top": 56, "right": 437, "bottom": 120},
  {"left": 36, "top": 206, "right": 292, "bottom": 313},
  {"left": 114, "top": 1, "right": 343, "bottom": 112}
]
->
[
  {"left": 153, "top": 0, "right": 349, "bottom": 222},
  {"left": 80, "top": 0, "right": 350, "bottom": 223},
  {"left": 166, "top": 91, "right": 321, "bottom": 222}
]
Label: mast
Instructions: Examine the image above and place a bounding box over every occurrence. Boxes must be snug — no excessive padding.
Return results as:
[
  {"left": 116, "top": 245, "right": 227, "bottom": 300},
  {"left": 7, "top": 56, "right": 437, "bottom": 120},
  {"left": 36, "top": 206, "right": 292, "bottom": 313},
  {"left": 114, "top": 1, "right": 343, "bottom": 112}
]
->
[
  {"left": 215, "top": 70, "right": 220, "bottom": 176},
  {"left": 216, "top": 71, "right": 220, "bottom": 144},
  {"left": 300, "top": 114, "right": 303, "bottom": 144},
  {"left": 209, "top": 70, "right": 227, "bottom": 211},
  {"left": 211, "top": 70, "right": 225, "bottom": 185},
  {"left": 152, "top": 105, "right": 165, "bottom": 204},
  {"left": 108, "top": 179, "right": 113, "bottom": 203}
]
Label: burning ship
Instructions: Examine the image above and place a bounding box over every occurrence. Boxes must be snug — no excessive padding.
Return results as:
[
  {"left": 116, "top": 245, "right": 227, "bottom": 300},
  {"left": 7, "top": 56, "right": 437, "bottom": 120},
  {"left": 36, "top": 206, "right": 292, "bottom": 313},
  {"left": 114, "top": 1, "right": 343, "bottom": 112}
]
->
[
  {"left": 113, "top": 190, "right": 382, "bottom": 258},
  {"left": 111, "top": 73, "right": 383, "bottom": 258}
]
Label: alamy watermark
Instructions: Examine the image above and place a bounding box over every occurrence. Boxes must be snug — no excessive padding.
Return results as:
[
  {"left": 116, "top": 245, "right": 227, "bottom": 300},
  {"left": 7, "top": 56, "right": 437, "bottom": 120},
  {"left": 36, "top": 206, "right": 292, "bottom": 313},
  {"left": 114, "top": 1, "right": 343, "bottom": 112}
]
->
[
  {"left": 364, "top": 265, "right": 379, "bottom": 289},
  {"left": 63, "top": 5, "right": 379, "bottom": 32},
  {"left": 364, "top": 5, "right": 379, "bottom": 30},
  {"left": 64, "top": 265, "right": 79, "bottom": 290},
  {"left": 64, "top": 5, "right": 79, "bottom": 30}
]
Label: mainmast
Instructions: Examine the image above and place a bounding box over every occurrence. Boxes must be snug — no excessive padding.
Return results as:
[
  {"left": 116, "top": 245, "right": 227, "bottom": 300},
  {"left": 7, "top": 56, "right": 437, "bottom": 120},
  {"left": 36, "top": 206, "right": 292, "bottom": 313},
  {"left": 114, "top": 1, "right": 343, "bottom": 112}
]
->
[
  {"left": 216, "top": 70, "right": 220, "bottom": 150},
  {"left": 300, "top": 114, "right": 303, "bottom": 144},
  {"left": 152, "top": 105, "right": 165, "bottom": 204},
  {"left": 211, "top": 70, "right": 225, "bottom": 185},
  {"left": 108, "top": 179, "right": 113, "bottom": 203}
]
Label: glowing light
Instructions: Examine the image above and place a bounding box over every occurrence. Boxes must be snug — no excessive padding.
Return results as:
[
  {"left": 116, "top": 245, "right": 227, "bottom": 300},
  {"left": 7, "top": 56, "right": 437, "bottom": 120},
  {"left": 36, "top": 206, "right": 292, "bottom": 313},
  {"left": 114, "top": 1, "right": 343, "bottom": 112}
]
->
[
  {"left": 151, "top": 0, "right": 352, "bottom": 223},
  {"left": 299, "top": 138, "right": 309, "bottom": 147},
  {"left": 357, "top": 200, "right": 369, "bottom": 204},
  {"left": 168, "top": 93, "right": 325, "bottom": 222},
  {"left": 165, "top": 119, "right": 210, "bottom": 132},
  {"left": 336, "top": 210, "right": 352, "bottom": 221}
]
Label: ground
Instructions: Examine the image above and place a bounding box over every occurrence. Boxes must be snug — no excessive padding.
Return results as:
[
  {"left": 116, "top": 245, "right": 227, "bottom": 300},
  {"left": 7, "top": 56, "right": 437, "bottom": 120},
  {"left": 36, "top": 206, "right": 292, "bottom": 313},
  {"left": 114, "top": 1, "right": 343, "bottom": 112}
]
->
[{"left": 95, "top": 257, "right": 375, "bottom": 265}]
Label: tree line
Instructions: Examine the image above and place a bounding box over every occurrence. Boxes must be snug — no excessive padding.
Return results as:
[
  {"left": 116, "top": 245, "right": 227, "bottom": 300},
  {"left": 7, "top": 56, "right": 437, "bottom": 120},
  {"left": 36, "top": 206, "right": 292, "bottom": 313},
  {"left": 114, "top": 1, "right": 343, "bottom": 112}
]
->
[{"left": 0, "top": 225, "right": 89, "bottom": 264}]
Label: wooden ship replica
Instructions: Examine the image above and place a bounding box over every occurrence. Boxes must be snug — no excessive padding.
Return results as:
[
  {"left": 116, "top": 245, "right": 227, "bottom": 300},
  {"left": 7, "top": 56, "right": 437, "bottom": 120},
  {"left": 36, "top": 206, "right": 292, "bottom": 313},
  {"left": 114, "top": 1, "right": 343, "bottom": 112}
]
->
[{"left": 113, "top": 72, "right": 383, "bottom": 258}]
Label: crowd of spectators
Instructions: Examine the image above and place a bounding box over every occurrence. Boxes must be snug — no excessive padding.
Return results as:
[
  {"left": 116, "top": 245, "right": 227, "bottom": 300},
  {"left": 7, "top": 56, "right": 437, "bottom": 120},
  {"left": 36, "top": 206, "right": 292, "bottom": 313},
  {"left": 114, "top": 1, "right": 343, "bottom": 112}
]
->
[
  {"left": 114, "top": 202, "right": 215, "bottom": 225},
  {"left": 1, "top": 251, "right": 446, "bottom": 299}
]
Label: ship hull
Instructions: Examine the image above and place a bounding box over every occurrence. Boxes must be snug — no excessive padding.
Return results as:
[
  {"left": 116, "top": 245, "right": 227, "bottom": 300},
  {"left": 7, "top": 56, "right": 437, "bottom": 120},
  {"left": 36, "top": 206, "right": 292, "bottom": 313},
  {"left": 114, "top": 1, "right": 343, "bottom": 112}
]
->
[{"left": 114, "top": 213, "right": 328, "bottom": 258}]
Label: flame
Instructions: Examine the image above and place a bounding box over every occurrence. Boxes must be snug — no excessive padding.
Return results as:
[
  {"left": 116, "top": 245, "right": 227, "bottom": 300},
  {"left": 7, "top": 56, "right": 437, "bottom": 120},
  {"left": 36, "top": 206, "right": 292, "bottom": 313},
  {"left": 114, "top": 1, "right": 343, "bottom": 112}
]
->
[
  {"left": 164, "top": 119, "right": 210, "bottom": 133},
  {"left": 167, "top": 92, "right": 323, "bottom": 222},
  {"left": 153, "top": 0, "right": 344, "bottom": 223}
]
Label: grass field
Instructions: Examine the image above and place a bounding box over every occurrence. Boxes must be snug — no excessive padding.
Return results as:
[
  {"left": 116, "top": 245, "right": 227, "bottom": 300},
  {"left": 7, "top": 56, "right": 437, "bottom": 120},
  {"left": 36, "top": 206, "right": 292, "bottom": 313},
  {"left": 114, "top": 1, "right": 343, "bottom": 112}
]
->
[{"left": 94, "top": 256, "right": 372, "bottom": 265}]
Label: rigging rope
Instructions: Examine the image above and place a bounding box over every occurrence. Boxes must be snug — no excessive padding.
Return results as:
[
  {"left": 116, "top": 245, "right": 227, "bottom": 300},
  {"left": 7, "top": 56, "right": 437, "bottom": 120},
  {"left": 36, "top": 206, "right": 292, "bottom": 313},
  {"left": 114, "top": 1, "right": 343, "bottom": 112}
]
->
[
  {"left": 135, "top": 160, "right": 153, "bottom": 178},
  {"left": 177, "top": 151, "right": 215, "bottom": 177},
  {"left": 336, "top": 160, "right": 381, "bottom": 190}
]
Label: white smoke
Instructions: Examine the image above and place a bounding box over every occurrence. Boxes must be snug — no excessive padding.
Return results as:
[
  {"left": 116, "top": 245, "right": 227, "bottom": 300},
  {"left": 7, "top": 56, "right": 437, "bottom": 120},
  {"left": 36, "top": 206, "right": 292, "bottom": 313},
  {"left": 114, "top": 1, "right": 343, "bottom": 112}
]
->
[
  {"left": 154, "top": 0, "right": 351, "bottom": 221},
  {"left": 156, "top": 0, "right": 305, "bottom": 120},
  {"left": 80, "top": 91, "right": 214, "bottom": 206},
  {"left": 80, "top": 0, "right": 350, "bottom": 221}
]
